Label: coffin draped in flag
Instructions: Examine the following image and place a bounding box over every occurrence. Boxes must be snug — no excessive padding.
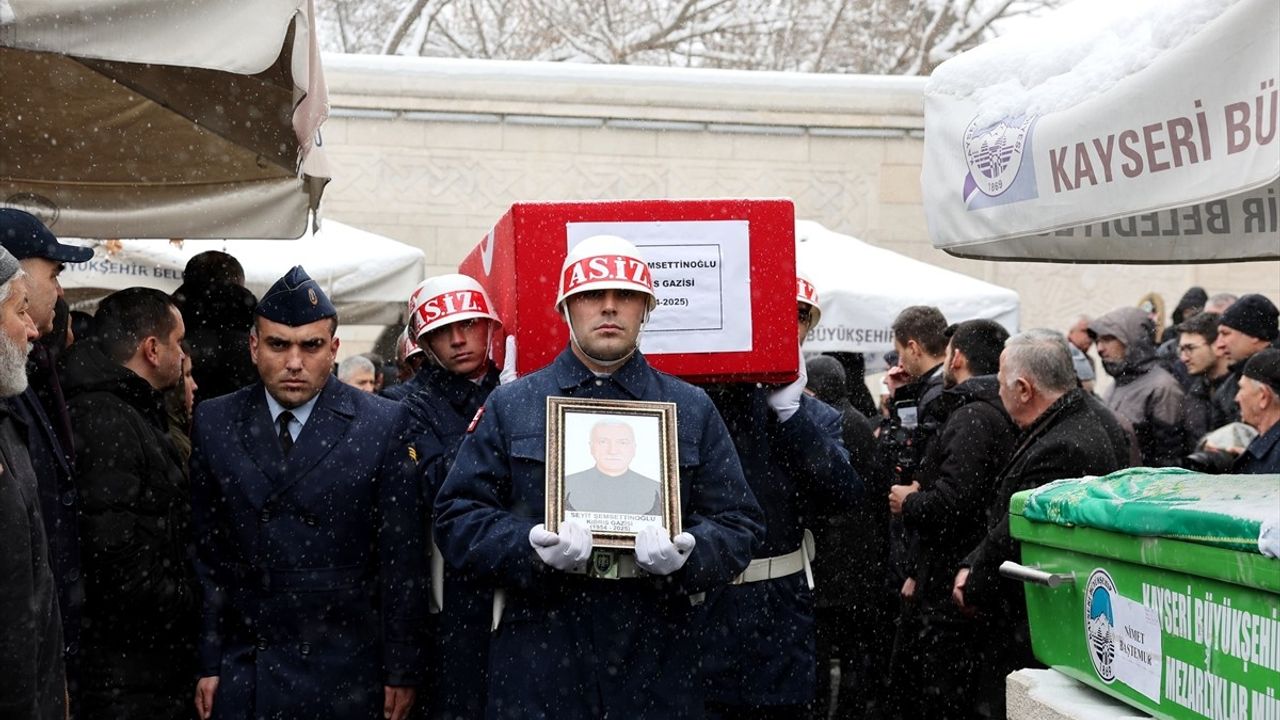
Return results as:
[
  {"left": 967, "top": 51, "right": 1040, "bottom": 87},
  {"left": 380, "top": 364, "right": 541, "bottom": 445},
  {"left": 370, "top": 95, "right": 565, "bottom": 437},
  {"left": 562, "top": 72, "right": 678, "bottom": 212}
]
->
[
  {"left": 0, "top": 0, "right": 331, "bottom": 239},
  {"left": 922, "top": 0, "right": 1279, "bottom": 263}
]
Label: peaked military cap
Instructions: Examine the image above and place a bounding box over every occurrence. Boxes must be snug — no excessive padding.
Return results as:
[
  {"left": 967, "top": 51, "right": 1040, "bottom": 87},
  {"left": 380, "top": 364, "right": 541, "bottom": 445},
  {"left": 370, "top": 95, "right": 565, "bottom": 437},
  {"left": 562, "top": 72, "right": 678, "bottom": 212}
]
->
[{"left": 255, "top": 265, "right": 337, "bottom": 326}]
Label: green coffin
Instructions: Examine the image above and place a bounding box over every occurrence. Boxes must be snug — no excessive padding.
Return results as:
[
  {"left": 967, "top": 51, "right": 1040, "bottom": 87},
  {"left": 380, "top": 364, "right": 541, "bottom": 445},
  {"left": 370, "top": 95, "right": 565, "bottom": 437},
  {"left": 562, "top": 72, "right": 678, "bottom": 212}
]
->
[{"left": 1009, "top": 469, "right": 1280, "bottom": 720}]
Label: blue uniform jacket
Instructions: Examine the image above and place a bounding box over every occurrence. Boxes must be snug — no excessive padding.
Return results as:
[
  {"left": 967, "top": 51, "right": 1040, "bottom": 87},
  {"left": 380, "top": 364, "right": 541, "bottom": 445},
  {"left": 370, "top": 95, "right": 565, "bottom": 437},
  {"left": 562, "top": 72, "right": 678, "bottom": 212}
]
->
[
  {"left": 434, "top": 349, "right": 765, "bottom": 720},
  {"left": 403, "top": 362, "right": 498, "bottom": 720},
  {"left": 382, "top": 368, "right": 429, "bottom": 403},
  {"left": 701, "top": 388, "right": 862, "bottom": 706},
  {"left": 190, "top": 377, "right": 428, "bottom": 719}
]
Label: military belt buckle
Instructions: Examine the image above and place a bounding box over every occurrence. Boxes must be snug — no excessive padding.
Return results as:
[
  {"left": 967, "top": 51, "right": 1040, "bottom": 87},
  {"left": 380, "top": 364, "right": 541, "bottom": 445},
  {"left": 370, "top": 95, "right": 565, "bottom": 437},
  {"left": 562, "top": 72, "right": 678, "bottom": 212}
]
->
[{"left": 589, "top": 549, "right": 621, "bottom": 580}]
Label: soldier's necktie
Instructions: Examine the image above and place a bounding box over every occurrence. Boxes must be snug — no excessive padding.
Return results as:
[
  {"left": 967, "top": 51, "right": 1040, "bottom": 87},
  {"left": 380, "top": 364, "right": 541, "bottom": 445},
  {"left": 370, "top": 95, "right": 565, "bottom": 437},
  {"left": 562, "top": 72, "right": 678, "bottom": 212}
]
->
[{"left": 278, "top": 411, "right": 295, "bottom": 456}]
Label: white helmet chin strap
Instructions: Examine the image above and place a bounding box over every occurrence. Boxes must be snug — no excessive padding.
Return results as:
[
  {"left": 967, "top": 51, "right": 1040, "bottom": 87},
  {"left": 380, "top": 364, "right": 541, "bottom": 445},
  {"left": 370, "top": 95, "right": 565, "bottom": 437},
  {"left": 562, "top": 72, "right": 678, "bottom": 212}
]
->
[{"left": 562, "top": 306, "right": 649, "bottom": 371}]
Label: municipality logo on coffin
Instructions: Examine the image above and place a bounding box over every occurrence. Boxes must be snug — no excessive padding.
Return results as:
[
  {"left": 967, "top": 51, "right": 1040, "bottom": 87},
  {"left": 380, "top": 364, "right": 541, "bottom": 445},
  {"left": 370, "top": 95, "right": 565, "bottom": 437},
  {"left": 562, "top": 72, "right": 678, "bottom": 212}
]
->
[
  {"left": 963, "top": 114, "right": 1039, "bottom": 210},
  {"left": 1084, "top": 568, "right": 1118, "bottom": 684}
]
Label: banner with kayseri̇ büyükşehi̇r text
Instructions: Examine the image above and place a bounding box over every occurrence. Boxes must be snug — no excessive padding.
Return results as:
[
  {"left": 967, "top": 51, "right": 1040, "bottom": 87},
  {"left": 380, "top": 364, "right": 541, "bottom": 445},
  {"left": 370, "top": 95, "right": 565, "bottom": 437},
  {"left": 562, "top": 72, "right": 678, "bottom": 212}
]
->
[{"left": 923, "top": 0, "right": 1279, "bottom": 263}]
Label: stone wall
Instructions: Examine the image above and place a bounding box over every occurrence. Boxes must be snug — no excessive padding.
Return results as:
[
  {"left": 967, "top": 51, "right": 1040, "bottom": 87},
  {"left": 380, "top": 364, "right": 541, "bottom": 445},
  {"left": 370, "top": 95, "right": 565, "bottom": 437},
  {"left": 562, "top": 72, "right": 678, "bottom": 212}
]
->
[{"left": 321, "top": 53, "right": 1278, "bottom": 343}]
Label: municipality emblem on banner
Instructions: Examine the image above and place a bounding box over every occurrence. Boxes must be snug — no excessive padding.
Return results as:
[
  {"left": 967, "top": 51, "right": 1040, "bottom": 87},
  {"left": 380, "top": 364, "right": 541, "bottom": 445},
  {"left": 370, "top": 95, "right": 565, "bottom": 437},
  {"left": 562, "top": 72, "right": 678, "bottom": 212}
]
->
[
  {"left": 963, "top": 114, "right": 1039, "bottom": 210},
  {"left": 1084, "top": 568, "right": 1118, "bottom": 684}
]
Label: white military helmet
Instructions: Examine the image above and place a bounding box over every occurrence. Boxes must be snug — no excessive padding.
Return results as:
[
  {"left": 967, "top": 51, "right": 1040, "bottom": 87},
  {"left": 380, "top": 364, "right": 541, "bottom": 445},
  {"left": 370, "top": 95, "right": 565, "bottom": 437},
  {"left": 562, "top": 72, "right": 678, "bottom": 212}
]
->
[
  {"left": 797, "top": 272, "right": 822, "bottom": 328},
  {"left": 395, "top": 326, "right": 424, "bottom": 363},
  {"left": 407, "top": 273, "right": 501, "bottom": 340},
  {"left": 555, "top": 234, "right": 657, "bottom": 312}
]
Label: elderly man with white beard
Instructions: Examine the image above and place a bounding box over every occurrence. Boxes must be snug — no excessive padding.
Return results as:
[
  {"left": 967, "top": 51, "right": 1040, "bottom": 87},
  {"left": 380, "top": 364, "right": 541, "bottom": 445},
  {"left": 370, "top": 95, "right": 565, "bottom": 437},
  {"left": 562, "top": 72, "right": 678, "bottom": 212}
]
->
[{"left": 0, "top": 245, "right": 66, "bottom": 720}]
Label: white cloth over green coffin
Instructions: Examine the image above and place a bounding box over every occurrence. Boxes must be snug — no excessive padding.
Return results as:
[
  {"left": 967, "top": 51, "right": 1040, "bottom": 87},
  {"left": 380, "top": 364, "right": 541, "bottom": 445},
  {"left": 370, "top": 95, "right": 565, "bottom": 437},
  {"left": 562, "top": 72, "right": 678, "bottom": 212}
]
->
[{"left": 1022, "top": 468, "right": 1280, "bottom": 555}]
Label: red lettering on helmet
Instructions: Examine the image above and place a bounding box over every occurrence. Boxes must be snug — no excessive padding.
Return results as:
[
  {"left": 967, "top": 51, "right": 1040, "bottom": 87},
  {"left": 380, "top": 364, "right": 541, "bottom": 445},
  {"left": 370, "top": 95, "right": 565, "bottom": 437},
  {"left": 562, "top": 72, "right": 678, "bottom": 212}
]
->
[
  {"left": 563, "top": 255, "right": 654, "bottom": 293},
  {"left": 798, "top": 278, "right": 815, "bottom": 301},
  {"left": 415, "top": 291, "right": 489, "bottom": 325}
]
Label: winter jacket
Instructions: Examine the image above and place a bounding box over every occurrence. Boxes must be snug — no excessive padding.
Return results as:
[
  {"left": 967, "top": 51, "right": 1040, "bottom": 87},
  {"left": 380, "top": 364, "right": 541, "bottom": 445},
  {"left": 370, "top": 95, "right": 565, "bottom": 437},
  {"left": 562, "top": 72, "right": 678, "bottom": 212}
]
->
[
  {"left": 1182, "top": 371, "right": 1232, "bottom": 451},
  {"left": 805, "top": 356, "right": 893, "bottom": 614},
  {"left": 62, "top": 341, "right": 197, "bottom": 719},
  {"left": 962, "top": 389, "right": 1129, "bottom": 658},
  {"left": 0, "top": 408, "right": 66, "bottom": 720},
  {"left": 1235, "top": 422, "right": 1280, "bottom": 474},
  {"left": 404, "top": 363, "right": 499, "bottom": 720},
  {"left": 901, "top": 375, "right": 1018, "bottom": 612},
  {"left": 5, "top": 387, "right": 82, "bottom": 707},
  {"left": 1091, "top": 307, "right": 1186, "bottom": 466}
]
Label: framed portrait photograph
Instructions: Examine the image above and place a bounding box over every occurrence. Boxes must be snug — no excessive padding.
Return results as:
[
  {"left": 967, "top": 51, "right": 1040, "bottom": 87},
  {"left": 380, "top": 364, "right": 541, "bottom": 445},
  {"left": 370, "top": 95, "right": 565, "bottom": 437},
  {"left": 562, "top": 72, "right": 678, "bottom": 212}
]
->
[{"left": 545, "top": 396, "right": 681, "bottom": 549}]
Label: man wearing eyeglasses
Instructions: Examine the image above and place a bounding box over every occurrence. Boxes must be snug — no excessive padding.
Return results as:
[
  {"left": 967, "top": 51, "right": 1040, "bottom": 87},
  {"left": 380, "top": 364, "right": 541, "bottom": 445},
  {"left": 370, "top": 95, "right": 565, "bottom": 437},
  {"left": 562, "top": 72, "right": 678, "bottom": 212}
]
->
[{"left": 1176, "top": 311, "right": 1233, "bottom": 450}]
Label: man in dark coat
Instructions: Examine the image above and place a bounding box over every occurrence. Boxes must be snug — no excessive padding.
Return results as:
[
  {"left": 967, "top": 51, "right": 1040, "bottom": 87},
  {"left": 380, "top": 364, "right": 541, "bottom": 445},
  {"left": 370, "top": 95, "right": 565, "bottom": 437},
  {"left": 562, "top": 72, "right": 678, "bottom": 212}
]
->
[
  {"left": 1176, "top": 312, "right": 1233, "bottom": 451},
  {"left": 0, "top": 248, "right": 66, "bottom": 720},
  {"left": 172, "top": 250, "right": 259, "bottom": 405},
  {"left": 953, "top": 329, "right": 1129, "bottom": 719},
  {"left": 805, "top": 355, "right": 892, "bottom": 720},
  {"left": 62, "top": 287, "right": 197, "bottom": 718},
  {"left": 400, "top": 273, "right": 503, "bottom": 720},
  {"left": 190, "top": 267, "right": 427, "bottom": 720},
  {"left": 701, "top": 274, "right": 863, "bottom": 719},
  {"left": 435, "top": 235, "right": 764, "bottom": 719},
  {"left": 0, "top": 209, "right": 91, "bottom": 710},
  {"left": 1233, "top": 349, "right": 1280, "bottom": 474},
  {"left": 887, "top": 319, "right": 1018, "bottom": 719}
]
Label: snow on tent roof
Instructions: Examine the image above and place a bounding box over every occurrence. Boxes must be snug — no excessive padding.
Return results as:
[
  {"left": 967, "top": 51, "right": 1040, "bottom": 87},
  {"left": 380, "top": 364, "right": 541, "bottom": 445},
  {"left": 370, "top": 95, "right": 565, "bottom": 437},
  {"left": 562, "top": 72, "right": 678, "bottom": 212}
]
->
[{"left": 927, "top": 0, "right": 1241, "bottom": 127}]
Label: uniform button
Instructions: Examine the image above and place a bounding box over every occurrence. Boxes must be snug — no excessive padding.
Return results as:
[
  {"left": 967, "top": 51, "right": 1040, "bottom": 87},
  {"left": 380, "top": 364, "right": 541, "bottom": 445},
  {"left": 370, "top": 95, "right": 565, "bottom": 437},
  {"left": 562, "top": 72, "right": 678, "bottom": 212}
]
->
[
  {"left": 594, "top": 379, "right": 603, "bottom": 387},
  {"left": 256, "top": 638, "right": 268, "bottom": 651},
  {"left": 303, "top": 515, "right": 318, "bottom": 528},
  {"left": 60, "top": 490, "right": 75, "bottom": 506},
  {"left": 299, "top": 642, "right": 311, "bottom": 656},
  {"left": 259, "top": 509, "right": 271, "bottom": 523},
  {"left": 68, "top": 568, "right": 80, "bottom": 582}
]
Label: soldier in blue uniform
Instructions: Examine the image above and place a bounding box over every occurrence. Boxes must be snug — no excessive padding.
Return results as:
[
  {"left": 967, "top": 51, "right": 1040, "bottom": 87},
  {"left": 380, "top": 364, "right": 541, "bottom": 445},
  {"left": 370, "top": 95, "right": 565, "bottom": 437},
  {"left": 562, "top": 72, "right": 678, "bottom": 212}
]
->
[
  {"left": 400, "top": 273, "right": 503, "bottom": 720},
  {"left": 701, "top": 274, "right": 863, "bottom": 718},
  {"left": 434, "top": 234, "right": 765, "bottom": 720},
  {"left": 189, "top": 266, "right": 427, "bottom": 720}
]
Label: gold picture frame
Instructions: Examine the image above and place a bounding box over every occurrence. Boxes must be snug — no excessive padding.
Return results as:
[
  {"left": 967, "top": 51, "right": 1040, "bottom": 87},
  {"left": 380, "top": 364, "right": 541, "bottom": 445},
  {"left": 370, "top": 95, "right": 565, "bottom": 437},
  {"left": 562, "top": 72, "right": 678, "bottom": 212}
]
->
[{"left": 545, "top": 396, "right": 681, "bottom": 549}]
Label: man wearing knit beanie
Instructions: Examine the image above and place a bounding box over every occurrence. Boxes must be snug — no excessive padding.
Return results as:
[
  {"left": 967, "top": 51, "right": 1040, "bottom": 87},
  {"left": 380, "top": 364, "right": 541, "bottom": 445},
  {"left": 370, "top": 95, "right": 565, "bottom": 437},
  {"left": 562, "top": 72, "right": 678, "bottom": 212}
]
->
[
  {"left": 1233, "top": 348, "right": 1280, "bottom": 474},
  {"left": 1212, "top": 294, "right": 1280, "bottom": 426}
]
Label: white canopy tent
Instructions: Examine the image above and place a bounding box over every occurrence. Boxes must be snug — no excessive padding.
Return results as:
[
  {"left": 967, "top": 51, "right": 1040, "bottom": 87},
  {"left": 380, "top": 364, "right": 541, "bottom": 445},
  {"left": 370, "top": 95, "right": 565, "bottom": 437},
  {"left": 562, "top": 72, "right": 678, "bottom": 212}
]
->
[
  {"left": 922, "top": 0, "right": 1279, "bottom": 263},
  {"left": 61, "top": 221, "right": 423, "bottom": 325},
  {"left": 0, "top": 0, "right": 331, "bottom": 239},
  {"left": 796, "top": 220, "right": 1020, "bottom": 355}
]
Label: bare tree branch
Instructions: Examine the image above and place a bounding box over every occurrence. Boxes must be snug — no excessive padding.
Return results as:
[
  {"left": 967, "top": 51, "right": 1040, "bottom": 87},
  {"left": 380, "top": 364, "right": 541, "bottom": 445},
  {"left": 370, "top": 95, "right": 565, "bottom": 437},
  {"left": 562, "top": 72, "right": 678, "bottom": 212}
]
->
[{"left": 318, "top": 0, "right": 1055, "bottom": 75}]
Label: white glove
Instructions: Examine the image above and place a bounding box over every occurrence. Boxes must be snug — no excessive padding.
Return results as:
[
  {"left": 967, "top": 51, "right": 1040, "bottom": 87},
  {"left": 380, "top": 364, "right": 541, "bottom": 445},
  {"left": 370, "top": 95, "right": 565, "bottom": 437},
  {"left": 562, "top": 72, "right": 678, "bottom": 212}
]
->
[
  {"left": 529, "top": 519, "right": 592, "bottom": 571},
  {"left": 499, "top": 335, "right": 518, "bottom": 385},
  {"left": 634, "top": 525, "right": 695, "bottom": 576},
  {"left": 767, "top": 348, "right": 808, "bottom": 422}
]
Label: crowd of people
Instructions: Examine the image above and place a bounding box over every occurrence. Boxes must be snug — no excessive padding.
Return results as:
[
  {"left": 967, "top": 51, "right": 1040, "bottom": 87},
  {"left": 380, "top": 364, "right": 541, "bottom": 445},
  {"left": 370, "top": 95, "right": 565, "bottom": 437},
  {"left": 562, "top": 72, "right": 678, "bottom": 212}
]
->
[{"left": 2, "top": 207, "right": 1278, "bottom": 720}]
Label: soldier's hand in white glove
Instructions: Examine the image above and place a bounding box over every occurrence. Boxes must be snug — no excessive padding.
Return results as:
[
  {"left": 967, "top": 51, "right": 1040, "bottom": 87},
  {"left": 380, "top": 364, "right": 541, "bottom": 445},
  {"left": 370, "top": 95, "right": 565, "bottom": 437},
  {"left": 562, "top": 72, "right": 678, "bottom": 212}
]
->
[
  {"left": 499, "top": 336, "right": 518, "bottom": 385},
  {"left": 528, "top": 518, "right": 592, "bottom": 571},
  {"left": 634, "top": 525, "right": 695, "bottom": 576},
  {"left": 767, "top": 348, "right": 808, "bottom": 422}
]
